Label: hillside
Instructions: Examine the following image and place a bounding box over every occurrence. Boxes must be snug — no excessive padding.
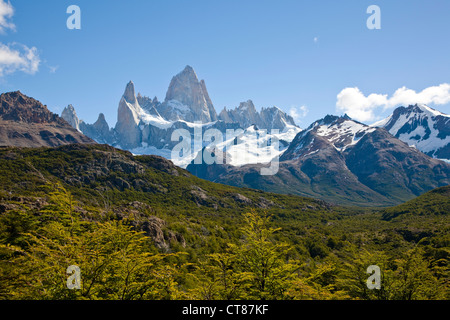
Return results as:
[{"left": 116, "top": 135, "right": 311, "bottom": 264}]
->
[
  {"left": 0, "top": 92, "right": 95, "bottom": 148},
  {"left": 0, "top": 144, "right": 448, "bottom": 300},
  {"left": 0, "top": 143, "right": 331, "bottom": 216},
  {"left": 382, "top": 185, "right": 450, "bottom": 221}
]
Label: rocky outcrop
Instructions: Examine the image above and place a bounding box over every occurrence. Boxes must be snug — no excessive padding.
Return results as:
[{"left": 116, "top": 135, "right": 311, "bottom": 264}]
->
[
  {"left": 218, "top": 100, "right": 296, "bottom": 131},
  {"left": 61, "top": 105, "right": 80, "bottom": 131},
  {"left": 79, "top": 113, "right": 115, "bottom": 145},
  {"left": 163, "top": 65, "right": 218, "bottom": 122},
  {"left": 113, "top": 201, "right": 186, "bottom": 250},
  {"left": 115, "top": 81, "right": 142, "bottom": 149}
]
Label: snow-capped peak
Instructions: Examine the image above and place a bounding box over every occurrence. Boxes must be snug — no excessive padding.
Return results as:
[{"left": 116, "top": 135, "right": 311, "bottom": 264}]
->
[
  {"left": 372, "top": 104, "right": 450, "bottom": 160},
  {"left": 301, "top": 115, "right": 375, "bottom": 151}
]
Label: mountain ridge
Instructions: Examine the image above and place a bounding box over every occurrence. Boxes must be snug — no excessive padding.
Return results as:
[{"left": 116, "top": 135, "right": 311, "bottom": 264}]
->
[
  {"left": 0, "top": 91, "right": 95, "bottom": 148},
  {"left": 188, "top": 115, "right": 450, "bottom": 206},
  {"left": 62, "top": 66, "right": 301, "bottom": 167},
  {"left": 372, "top": 104, "right": 450, "bottom": 161}
]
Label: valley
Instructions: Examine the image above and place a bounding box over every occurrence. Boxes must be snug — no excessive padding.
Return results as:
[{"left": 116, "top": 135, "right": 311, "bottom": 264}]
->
[{"left": 0, "top": 67, "right": 448, "bottom": 300}]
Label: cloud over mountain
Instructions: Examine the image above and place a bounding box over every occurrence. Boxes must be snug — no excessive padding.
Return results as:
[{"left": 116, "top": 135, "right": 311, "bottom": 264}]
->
[{"left": 336, "top": 84, "right": 450, "bottom": 122}]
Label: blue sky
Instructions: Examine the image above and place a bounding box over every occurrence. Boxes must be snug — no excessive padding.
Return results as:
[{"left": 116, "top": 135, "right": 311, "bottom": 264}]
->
[{"left": 1, "top": 0, "right": 450, "bottom": 127}]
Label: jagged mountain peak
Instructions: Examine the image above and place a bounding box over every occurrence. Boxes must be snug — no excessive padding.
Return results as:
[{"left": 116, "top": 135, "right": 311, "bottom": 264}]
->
[
  {"left": 373, "top": 104, "right": 450, "bottom": 160},
  {"left": 404, "top": 104, "right": 449, "bottom": 117},
  {"left": 63, "top": 104, "right": 76, "bottom": 113},
  {"left": 123, "top": 81, "right": 136, "bottom": 103},
  {"left": 61, "top": 104, "right": 80, "bottom": 131},
  {"left": 163, "top": 66, "right": 217, "bottom": 122},
  {"left": 181, "top": 65, "right": 197, "bottom": 77},
  {"left": 95, "top": 113, "right": 107, "bottom": 124},
  {"left": 165, "top": 65, "right": 200, "bottom": 102},
  {"left": 237, "top": 100, "right": 257, "bottom": 113},
  {"left": 283, "top": 114, "right": 377, "bottom": 161}
]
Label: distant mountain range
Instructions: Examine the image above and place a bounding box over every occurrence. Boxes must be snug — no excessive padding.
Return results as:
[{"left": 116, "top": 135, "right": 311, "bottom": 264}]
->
[
  {"left": 0, "top": 65, "right": 449, "bottom": 206},
  {"left": 61, "top": 65, "right": 301, "bottom": 168},
  {"left": 188, "top": 114, "right": 450, "bottom": 206}
]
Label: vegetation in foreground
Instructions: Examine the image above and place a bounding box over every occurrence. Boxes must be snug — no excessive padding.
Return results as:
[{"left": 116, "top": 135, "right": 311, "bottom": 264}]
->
[{"left": 0, "top": 145, "right": 448, "bottom": 300}]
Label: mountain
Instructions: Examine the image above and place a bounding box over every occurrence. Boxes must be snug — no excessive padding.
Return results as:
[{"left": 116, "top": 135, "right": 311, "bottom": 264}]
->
[
  {"left": 188, "top": 115, "right": 450, "bottom": 206},
  {"left": 372, "top": 104, "right": 450, "bottom": 161},
  {"left": 62, "top": 105, "right": 115, "bottom": 145},
  {"left": 63, "top": 66, "right": 301, "bottom": 167},
  {"left": 61, "top": 104, "right": 80, "bottom": 131},
  {"left": 218, "top": 100, "right": 296, "bottom": 131},
  {"left": 162, "top": 65, "right": 218, "bottom": 123},
  {"left": 0, "top": 91, "right": 94, "bottom": 148}
]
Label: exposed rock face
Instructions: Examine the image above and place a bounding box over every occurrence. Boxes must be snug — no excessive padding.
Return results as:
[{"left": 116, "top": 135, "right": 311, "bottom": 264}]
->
[
  {"left": 219, "top": 100, "right": 260, "bottom": 129},
  {"left": 1, "top": 91, "right": 66, "bottom": 124},
  {"left": 164, "top": 65, "right": 218, "bottom": 122},
  {"left": 0, "top": 91, "right": 94, "bottom": 148},
  {"left": 61, "top": 105, "right": 80, "bottom": 131},
  {"left": 92, "top": 113, "right": 113, "bottom": 141},
  {"left": 218, "top": 100, "right": 296, "bottom": 131},
  {"left": 115, "top": 81, "right": 143, "bottom": 149},
  {"left": 79, "top": 113, "right": 115, "bottom": 145},
  {"left": 113, "top": 201, "right": 186, "bottom": 250},
  {"left": 260, "top": 106, "right": 297, "bottom": 131},
  {"left": 200, "top": 79, "right": 217, "bottom": 121},
  {"left": 63, "top": 66, "right": 301, "bottom": 167},
  {"left": 373, "top": 104, "right": 450, "bottom": 160}
]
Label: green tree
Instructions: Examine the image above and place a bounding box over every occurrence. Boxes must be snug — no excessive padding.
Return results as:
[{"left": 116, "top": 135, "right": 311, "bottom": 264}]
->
[{"left": 230, "top": 211, "right": 299, "bottom": 300}]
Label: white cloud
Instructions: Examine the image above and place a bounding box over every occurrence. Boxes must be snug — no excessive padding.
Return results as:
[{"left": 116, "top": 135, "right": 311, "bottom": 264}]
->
[
  {"left": 0, "top": 1, "right": 41, "bottom": 77},
  {"left": 0, "top": 0, "right": 15, "bottom": 33},
  {"left": 313, "top": 37, "right": 319, "bottom": 44},
  {"left": 336, "top": 84, "right": 450, "bottom": 122},
  {"left": 289, "top": 105, "right": 309, "bottom": 124},
  {"left": 0, "top": 43, "right": 40, "bottom": 76}
]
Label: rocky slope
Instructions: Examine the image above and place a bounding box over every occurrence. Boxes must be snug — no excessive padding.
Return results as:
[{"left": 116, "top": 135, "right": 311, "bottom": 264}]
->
[
  {"left": 372, "top": 104, "right": 450, "bottom": 161},
  {"left": 0, "top": 91, "right": 94, "bottom": 148},
  {"left": 0, "top": 143, "right": 331, "bottom": 231}
]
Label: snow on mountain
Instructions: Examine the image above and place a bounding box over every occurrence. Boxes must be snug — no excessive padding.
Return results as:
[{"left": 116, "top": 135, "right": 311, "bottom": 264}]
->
[
  {"left": 61, "top": 105, "right": 81, "bottom": 132},
  {"left": 218, "top": 101, "right": 297, "bottom": 131},
  {"left": 64, "top": 66, "right": 302, "bottom": 168},
  {"left": 213, "top": 125, "right": 301, "bottom": 167},
  {"left": 314, "top": 117, "right": 376, "bottom": 152},
  {"left": 282, "top": 115, "right": 376, "bottom": 161},
  {"left": 372, "top": 104, "right": 450, "bottom": 160}
]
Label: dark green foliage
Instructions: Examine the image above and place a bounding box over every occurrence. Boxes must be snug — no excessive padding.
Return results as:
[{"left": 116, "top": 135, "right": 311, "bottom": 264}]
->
[{"left": 0, "top": 144, "right": 448, "bottom": 300}]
